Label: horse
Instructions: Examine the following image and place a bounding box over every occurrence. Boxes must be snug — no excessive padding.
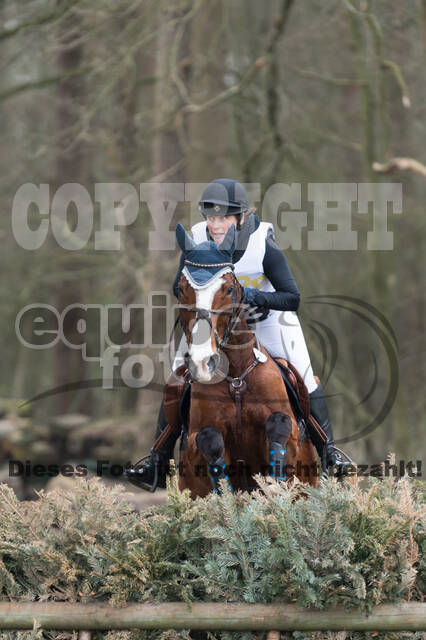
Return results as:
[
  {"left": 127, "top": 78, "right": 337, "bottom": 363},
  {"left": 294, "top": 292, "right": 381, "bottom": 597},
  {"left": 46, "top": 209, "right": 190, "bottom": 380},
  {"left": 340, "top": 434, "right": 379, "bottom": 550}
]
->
[{"left": 162, "top": 223, "right": 319, "bottom": 499}]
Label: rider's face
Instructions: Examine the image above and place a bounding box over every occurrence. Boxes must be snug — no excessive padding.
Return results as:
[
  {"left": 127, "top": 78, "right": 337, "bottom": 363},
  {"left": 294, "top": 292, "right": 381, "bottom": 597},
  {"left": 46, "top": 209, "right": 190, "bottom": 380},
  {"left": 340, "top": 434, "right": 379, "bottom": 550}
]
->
[{"left": 206, "top": 213, "right": 245, "bottom": 243}]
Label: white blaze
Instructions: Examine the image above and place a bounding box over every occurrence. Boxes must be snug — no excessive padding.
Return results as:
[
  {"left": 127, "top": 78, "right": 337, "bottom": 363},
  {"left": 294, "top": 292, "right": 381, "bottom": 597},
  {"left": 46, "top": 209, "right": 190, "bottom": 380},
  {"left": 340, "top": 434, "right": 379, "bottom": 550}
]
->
[{"left": 183, "top": 274, "right": 224, "bottom": 382}]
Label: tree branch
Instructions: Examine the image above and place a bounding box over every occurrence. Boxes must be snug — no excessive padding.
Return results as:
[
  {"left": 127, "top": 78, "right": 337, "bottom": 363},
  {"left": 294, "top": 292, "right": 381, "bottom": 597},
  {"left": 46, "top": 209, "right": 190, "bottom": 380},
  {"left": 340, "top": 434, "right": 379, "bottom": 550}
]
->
[
  {"left": 284, "top": 66, "right": 364, "bottom": 87},
  {"left": 0, "top": 66, "right": 91, "bottom": 103},
  {"left": 0, "top": 0, "right": 83, "bottom": 41},
  {"left": 373, "top": 157, "right": 426, "bottom": 178},
  {"left": 180, "top": 56, "right": 268, "bottom": 117}
]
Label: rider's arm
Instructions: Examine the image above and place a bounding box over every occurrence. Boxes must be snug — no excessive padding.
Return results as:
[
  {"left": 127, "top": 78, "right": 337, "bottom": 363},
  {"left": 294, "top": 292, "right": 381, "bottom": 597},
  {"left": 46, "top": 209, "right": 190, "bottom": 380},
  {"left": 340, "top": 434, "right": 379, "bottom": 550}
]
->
[
  {"left": 172, "top": 252, "right": 186, "bottom": 298},
  {"left": 255, "top": 230, "right": 300, "bottom": 311}
]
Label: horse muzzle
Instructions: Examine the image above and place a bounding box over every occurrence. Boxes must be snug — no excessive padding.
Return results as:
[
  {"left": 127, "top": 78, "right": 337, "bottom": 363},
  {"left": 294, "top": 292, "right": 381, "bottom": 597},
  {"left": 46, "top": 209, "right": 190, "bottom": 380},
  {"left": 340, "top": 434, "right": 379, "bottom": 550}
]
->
[{"left": 186, "top": 352, "right": 228, "bottom": 383}]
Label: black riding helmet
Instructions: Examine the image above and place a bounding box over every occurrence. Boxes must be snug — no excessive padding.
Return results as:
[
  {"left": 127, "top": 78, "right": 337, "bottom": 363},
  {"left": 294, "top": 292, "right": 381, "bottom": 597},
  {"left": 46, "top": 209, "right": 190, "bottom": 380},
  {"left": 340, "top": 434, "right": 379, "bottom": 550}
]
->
[{"left": 199, "top": 178, "right": 249, "bottom": 229}]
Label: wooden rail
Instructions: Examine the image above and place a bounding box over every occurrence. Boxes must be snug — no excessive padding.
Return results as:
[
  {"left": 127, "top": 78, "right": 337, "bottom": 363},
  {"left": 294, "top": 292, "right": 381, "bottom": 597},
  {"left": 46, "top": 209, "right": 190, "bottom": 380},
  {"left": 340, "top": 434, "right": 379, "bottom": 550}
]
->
[{"left": 0, "top": 602, "right": 425, "bottom": 631}]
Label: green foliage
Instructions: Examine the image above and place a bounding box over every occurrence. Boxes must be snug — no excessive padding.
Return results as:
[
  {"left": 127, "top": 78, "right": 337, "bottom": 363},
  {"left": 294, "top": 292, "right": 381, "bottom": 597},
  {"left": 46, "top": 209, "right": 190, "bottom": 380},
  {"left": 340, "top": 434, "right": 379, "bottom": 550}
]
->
[{"left": 0, "top": 475, "right": 424, "bottom": 640}]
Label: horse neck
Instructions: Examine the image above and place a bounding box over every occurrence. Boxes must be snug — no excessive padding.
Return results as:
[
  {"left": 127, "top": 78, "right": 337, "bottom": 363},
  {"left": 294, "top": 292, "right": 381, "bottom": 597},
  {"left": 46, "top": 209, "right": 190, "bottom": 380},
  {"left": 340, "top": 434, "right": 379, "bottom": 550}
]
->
[{"left": 223, "top": 317, "right": 256, "bottom": 376}]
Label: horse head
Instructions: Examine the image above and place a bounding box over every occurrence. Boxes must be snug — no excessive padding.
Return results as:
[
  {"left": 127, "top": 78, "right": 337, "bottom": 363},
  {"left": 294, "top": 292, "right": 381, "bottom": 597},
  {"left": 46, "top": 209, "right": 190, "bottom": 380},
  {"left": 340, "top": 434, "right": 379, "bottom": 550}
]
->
[{"left": 176, "top": 223, "right": 244, "bottom": 382}]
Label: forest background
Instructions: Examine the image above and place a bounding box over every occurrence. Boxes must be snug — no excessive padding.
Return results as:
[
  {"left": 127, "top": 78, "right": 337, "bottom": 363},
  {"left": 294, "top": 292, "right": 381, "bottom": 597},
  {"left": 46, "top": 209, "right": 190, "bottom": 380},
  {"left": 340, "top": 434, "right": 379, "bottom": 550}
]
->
[{"left": 0, "top": 0, "right": 425, "bottom": 496}]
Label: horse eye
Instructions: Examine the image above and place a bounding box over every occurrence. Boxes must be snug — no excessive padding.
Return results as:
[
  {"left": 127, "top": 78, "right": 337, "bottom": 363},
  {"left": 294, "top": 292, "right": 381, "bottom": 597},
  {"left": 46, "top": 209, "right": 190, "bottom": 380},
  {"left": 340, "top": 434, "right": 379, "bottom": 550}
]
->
[
  {"left": 226, "top": 286, "right": 234, "bottom": 295},
  {"left": 178, "top": 286, "right": 184, "bottom": 296}
]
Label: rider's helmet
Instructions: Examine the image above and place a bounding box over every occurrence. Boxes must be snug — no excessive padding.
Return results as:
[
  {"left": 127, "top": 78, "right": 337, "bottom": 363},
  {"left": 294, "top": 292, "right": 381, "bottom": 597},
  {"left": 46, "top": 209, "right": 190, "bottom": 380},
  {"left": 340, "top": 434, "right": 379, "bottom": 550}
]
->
[{"left": 199, "top": 179, "right": 248, "bottom": 229}]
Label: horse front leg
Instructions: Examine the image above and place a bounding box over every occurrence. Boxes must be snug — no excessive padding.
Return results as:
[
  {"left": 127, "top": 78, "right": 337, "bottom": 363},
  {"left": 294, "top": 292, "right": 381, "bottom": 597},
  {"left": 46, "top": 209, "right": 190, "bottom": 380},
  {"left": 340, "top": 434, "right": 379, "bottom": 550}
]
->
[
  {"left": 195, "top": 426, "right": 231, "bottom": 494},
  {"left": 265, "top": 412, "right": 293, "bottom": 481}
]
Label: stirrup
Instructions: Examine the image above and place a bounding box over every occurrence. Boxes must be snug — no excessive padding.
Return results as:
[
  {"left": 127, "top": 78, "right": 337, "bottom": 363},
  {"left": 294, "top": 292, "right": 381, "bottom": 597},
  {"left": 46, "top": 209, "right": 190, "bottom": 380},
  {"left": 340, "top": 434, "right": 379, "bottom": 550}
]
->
[
  {"left": 328, "top": 446, "right": 354, "bottom": 479},
  {"left": 321, "top": 444, "right": 354, "bottom": 479},
  {"left": 332, "top": 446, "right": 354, "bottom": 465},
  {"left": 125, "top": 450, "right": 161, "bottom": 493}
]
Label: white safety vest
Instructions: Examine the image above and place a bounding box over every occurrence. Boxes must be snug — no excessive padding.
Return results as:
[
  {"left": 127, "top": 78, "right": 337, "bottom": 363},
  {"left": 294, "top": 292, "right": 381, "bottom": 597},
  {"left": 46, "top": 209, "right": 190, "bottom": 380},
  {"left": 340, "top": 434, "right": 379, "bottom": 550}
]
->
[{"left": 191, "top": 220, "right": 276, "bottom": 294}]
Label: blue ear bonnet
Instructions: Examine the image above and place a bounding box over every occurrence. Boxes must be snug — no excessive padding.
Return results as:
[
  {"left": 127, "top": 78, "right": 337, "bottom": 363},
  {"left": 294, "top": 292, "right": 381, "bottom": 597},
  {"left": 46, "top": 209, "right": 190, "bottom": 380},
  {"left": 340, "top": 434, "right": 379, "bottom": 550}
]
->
[
  {"left": 176, "top": 223, "right": 236, "bottom": 286},
  {"left": 184, "top": 241, "right": 234, "bottom": 286}
]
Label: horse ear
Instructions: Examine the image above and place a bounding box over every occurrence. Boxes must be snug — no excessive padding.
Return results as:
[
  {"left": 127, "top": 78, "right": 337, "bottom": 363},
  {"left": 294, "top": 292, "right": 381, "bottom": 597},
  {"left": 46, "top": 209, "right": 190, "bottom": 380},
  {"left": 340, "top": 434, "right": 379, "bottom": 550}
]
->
[
  {"left": 218, "top": 223, "right": 237, "bottom": 256},
  {"left": 176, "top": 223, "right": 196, "bottom": 253}
]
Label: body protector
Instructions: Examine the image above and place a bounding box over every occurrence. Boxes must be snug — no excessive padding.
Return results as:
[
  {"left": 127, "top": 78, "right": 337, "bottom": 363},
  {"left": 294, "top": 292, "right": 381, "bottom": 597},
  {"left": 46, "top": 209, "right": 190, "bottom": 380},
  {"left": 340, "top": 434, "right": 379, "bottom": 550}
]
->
[{"left": 191, "top": 220, "right": 281, "bottom": 323}]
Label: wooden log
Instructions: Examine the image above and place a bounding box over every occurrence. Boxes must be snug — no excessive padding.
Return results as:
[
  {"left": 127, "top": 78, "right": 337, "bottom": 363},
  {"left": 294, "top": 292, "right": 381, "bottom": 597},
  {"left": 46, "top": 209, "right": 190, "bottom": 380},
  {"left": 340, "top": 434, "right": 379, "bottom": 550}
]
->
[{"left": 0, "top": 602, "right": 425, "bottom": 631}]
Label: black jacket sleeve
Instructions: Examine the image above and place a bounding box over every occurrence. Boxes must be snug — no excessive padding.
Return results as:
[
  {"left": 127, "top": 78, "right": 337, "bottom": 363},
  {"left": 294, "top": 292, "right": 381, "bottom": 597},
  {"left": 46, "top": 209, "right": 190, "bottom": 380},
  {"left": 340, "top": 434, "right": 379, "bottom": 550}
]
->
[
  {"left": 172, "top": 223, "right": 300, "bottom": 312},
  {"left": 173, "top": 252, "right": 186, "bottom": 298},
  {"left": 254, "top": 230, "right": 300, "bottom": 312}
]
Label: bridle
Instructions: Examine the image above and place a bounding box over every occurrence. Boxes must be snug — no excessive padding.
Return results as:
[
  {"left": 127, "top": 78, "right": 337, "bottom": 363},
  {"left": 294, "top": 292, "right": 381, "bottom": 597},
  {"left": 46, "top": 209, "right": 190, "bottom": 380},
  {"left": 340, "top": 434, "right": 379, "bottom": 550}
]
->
[
  {"left": 171, "top": 258, "right": 268, "bottom": 490},
  {"left": 178, "top": 260, "right": 245, "bottom": 352}
]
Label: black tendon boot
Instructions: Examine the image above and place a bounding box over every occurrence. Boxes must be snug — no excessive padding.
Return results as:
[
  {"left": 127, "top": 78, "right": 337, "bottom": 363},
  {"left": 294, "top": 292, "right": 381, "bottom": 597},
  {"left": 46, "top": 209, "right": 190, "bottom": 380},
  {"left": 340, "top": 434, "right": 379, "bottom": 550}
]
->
[
  {"left": 126, "top": 401, "right": 180, "bottom": 491},
  {"left": 309, "top": 383, "right": 352, "bottom": 475}
]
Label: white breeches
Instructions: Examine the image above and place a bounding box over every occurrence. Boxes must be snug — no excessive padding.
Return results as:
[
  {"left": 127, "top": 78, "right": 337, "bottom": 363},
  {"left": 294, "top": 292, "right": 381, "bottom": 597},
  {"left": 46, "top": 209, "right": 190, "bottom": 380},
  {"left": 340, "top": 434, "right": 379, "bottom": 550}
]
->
[{"left": 172, "top": 310, "right": 318, "bottom": 393}]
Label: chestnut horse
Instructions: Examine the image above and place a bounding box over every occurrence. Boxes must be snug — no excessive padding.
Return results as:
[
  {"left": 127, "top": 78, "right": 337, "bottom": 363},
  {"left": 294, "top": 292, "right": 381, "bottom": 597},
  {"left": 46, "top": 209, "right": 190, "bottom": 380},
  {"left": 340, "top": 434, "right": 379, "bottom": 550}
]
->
[{"left": 165, "top": 224, "right": 318, "bottom": 498}]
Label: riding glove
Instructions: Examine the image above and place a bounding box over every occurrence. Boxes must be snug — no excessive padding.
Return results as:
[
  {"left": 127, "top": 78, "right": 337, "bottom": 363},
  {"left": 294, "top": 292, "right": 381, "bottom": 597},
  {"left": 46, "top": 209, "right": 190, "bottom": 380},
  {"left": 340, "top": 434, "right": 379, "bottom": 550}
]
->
[
  {"left": 242, "top": 287, "right": 270, "bottom": 323},
  {"left": 242, "top": 287, "right": 260, "bottom": 306}
]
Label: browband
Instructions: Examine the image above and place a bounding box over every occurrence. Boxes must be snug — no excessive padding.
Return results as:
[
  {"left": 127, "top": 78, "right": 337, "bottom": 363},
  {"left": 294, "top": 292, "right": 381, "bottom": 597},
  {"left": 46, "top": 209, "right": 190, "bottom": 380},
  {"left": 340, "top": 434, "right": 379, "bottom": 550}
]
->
[{"left": 184, "top": 259, "right": 235, "bottom": 269}]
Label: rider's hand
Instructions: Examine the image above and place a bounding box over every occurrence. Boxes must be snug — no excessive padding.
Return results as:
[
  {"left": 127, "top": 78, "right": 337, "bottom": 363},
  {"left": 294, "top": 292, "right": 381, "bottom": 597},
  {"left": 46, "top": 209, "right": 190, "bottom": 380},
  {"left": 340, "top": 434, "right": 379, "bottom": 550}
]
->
[
  {"left": 241, "top": 287, "right": 270, "bottom": 322},
  {"left": 242, "top": 287, "right": 259, "bottom": 306},
  {"left": 246, "top": 306, "right": 270, "bottom": 323},
  {"left": 254, "top": 306, "right": 270, "bottom": 321}
]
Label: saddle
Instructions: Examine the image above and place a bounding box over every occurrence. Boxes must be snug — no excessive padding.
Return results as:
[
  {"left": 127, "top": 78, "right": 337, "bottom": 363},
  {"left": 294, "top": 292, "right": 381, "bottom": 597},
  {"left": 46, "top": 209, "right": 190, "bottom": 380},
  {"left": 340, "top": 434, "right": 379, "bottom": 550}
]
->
[{"left": 153, "top": 359, "right": 327, "bottom": 455}]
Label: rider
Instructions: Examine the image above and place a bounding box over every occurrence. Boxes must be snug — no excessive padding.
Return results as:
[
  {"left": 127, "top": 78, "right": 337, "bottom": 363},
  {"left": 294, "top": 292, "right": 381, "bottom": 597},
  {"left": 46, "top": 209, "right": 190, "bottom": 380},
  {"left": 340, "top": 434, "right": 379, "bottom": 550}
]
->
[{"left": 128, "top": 178, "right": 350, "bottom": 489}]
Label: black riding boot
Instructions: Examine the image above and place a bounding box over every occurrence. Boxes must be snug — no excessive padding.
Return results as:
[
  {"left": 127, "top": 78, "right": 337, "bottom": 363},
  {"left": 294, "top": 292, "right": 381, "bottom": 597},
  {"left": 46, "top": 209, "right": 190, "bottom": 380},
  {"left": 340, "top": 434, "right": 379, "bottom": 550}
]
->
[
  {"left": 309, "top": 383, "right": 352, "bottom": 474},
  {"left": 126, "top": 401, "right": 180, "bottom": 491}
]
